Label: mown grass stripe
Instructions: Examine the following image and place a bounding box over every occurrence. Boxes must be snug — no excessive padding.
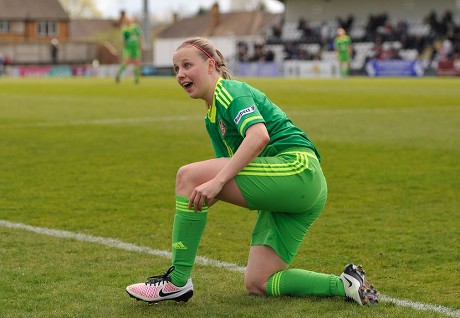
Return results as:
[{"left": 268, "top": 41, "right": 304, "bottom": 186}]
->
[
  {"left": 0, "top": 116, "right": 203, "bottom": 128},
  {"left": 1, "top": 106, "right": 456, "bottom": 129}
]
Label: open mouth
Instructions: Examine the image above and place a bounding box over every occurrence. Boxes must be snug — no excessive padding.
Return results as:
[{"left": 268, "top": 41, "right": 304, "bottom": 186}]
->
[{"left": 183, "top": 81, "right": 193, "bottom": 89}]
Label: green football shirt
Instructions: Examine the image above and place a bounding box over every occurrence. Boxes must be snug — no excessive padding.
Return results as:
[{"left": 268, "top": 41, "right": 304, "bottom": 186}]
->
[
  {"left": 334, "top": 35, "right": 351, "bottom": 61},
  {"left": 122, "top": 24, "right": 142, "bottom": 50},
  {"left": 205, "top": 78, "right": 320, "bottom": 160}
]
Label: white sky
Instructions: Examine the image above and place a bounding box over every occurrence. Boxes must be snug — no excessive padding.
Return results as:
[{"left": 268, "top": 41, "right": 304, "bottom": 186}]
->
[{"left": 95, "top": 0, "right": 284, "bottom": 19}]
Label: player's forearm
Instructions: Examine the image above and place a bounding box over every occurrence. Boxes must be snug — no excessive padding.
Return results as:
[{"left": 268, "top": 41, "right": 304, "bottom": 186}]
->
[{"left": 213, "top": 124, "right": 269, "bottom": 186}]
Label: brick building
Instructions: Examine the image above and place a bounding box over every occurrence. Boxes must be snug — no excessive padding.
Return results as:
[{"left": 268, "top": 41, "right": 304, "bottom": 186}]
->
[
  {"left": 0, "top": 0, "right": 70, "bottom": 42},
  {"left": 0, "top": 0, "right": 123, "bottom": 65}
]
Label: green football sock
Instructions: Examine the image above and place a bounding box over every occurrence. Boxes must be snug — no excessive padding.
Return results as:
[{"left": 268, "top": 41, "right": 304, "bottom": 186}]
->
[
  {"left": 266, "top": 268, "right": 345, "bottom": 297},
  {"left": 170, "top": 195, "right": 208, "bottom": 286},
  {"left": 117, "top": 64, "right": 126, "bottom": 77},
  {"left": 134, "top": 66, "right": 140, "bottom": 81}
]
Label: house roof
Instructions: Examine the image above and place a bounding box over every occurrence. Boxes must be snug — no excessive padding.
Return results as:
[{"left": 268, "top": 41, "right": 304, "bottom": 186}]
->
[
  {"left": 158, "top": 11, "right": 281, "bottom": 38},
  {"left": 70, "top": 19, "right": 118, "bottom": 40},
  {"left": 0, "top": 0, "right": 69, "bottom": 20}
]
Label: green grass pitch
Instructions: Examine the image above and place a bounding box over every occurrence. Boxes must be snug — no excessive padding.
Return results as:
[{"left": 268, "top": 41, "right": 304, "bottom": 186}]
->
[{"left": 0, "top": 76, "right": 459, "bottom": 318}]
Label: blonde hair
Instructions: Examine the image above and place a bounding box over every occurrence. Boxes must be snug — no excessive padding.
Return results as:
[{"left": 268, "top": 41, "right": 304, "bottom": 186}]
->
[{"left": 177, "top": 37, "right": 232, "bottom": 79}]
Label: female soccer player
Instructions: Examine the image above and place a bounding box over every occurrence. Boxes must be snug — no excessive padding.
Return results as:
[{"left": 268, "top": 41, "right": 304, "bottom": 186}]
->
[
  {"left": 126, "top": 37, "right": 378, "bottom": 306},
  {"left": 334, "top": 28, "right": 352, "bottom": 78},
  {"left": 115, "top": 16, "right": 143, "bottom": 84}
]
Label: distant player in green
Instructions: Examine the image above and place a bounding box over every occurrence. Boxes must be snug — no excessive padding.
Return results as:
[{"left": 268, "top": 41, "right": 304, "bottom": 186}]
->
[
  {"left": 126, "top": 37, "right": 378, "bottom": 306},
  {"left": 334, "top": 28, "right": 352, "bottom": 78},
  {"left": 115, "top": 16, "right": 143, "bottom": 84}
]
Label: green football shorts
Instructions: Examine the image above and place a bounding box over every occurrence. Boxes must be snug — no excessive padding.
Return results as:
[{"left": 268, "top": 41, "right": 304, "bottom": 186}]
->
[
  {"left": 234, "top": 147, "right": 328, "bottom": 264},
  {"left": 123, "top": 46, "right": 142, "bottom": 59},
  {"left": 338, "top": 53, "right": 351, "bottom": 62}
]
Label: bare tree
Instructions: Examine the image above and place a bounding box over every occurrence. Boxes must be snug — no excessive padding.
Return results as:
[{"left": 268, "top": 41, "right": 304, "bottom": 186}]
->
[{"left": 59, "top": 0, "right": 102, "bottom": 18}]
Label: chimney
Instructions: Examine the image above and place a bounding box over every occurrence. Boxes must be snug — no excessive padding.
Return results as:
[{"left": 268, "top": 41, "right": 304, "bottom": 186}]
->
[
  {"left": 118, "top": 10, "right": 126, "bottom": 27},
  {"left": 210, "top": 2, "right": 220, "bottom": 30}
]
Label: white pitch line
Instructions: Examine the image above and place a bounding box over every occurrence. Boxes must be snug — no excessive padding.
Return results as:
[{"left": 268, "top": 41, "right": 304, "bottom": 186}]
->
[
  {"left": 379, "top": 295, "right": 460, "bottom": 318},
  {"left": 1, "top": 220, "right": 459, "bottom": 317},
  {"left": 0, "top": 220, "right": 245, "bottom": 273}
]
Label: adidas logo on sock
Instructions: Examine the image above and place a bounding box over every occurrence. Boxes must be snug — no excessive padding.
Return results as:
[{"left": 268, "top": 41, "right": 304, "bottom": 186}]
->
[{"left": 172, "top": 241, "right": 188, "bottom": 250}]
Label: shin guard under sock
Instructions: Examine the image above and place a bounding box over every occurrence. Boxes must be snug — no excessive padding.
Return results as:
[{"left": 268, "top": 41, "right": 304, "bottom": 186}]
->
[
  {"left": 266, "top": 268, "right": 345, "bottom": 297},
  {"left": 170, "top": 195, "right": 208, "bottom": 286}
]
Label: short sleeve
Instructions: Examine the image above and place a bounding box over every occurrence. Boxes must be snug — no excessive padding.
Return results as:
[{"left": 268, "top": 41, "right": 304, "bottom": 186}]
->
[{"left": 228, "top": 96, "right": 265, "bottom": 137}]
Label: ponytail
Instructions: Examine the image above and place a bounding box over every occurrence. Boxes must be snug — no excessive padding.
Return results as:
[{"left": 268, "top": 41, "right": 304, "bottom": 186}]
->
[{"left": 215, "top": 49, "right": 231, "bottom": 79}]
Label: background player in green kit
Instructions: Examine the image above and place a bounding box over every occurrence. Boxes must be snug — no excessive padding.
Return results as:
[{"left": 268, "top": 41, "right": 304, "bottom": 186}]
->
[
  {"left": 334, "top": 28, "right": 352, "bottom": 78},
  {"left": 115, "top": 16, "right": 143, "bottom": 84},
  {"left": 126, "top": 37, "right": 378, "bottom": 306}
]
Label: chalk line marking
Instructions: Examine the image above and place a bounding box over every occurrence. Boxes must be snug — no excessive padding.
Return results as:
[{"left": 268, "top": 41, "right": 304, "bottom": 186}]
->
[
  {"left": 1, "top": 220, "right": 459, "bottom": 317},
  {"left": 0, "top": 220, "right": 245, "bottom": 273}
]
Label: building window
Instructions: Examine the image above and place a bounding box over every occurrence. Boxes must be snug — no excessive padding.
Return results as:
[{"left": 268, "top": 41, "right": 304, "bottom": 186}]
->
[
  {"left": 0, "top": 20, "right": 11, "bottom": 33},
  {"left": 14, "top": 21, "right": 25, "bottom": 34},
  {"left": 37, "top": 21, "right": 58, "bottom": 37}
]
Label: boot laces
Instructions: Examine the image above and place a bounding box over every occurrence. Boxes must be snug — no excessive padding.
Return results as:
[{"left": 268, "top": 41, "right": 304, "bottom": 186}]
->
[{"left": 145, "top": 266, "right": 175, "bottom": 286}]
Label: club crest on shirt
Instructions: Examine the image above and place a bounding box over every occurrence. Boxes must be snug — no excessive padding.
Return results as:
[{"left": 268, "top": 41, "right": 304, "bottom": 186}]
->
[
  {"left": 219, "top": 119, "right": 227, "bottom": 136},
  {"left": 234, "top": 105, "right": 256, "bottom": 124}
]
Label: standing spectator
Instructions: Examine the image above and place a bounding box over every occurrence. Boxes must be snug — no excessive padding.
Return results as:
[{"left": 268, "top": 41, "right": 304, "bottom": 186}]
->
[
  {"left": 50, "top": 38, "right": 59, "bottom": 65},
  {"left": 298, "top": 17, "right": 307, "bottom": 32},
  {"left": 425, "top": 10, "right": 440, "bottom": 37},
  {"left": 441, "top": 10, "right": 455, "bottom": 37},
  {"left": 298, "top": 17, "right": 312, "bottom": 38},
  {"left": 272, "top": 23, "right": 282, "bottom": 40},
  {"left": 396, "top": 20, "right": 409, "bottom": 48},
  {"left": 337, "top": 15, "right": 355, "bottom": 33},
  {"left": 334, "top": 28, "right": 352, "bottom": 78},
  {"left": 250, "top": 41, "right": 265, "bottom": 62},
  {"left": 344, "top": 15, "right": 355, "bottom": 33},
  {"left": 320, "top": 22, "right": 330, "bottom": 49},
  {"left": 237, "top": 42, "right": 249, "bottom": 62},
  {"left": 0, "top": 52, "right": 4, "bottom": 75}
]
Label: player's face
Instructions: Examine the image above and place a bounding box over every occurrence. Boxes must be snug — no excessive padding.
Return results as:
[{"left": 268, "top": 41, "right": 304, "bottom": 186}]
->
[{"left": 173, "top": 47, "right": 213, "bottom": 101}]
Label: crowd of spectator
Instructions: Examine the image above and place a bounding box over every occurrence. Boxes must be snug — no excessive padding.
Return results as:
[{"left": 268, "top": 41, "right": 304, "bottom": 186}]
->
[
  {"left": 362, "top": 10, "right": 460, "bottom": 61},
  {"left": 240, "top": 10, "right": 460, "bottom": 68},
  {"left": 237, "top": 40, "right": 275, "bottom": 63}
]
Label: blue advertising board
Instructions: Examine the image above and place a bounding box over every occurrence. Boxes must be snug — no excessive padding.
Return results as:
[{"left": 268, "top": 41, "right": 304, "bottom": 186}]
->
[
  {"left": 236, "top": 62, "right": 283, "bottom": 77},
  {"left": 366, "top": 60, "right": 424, "bottom": 77}
]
